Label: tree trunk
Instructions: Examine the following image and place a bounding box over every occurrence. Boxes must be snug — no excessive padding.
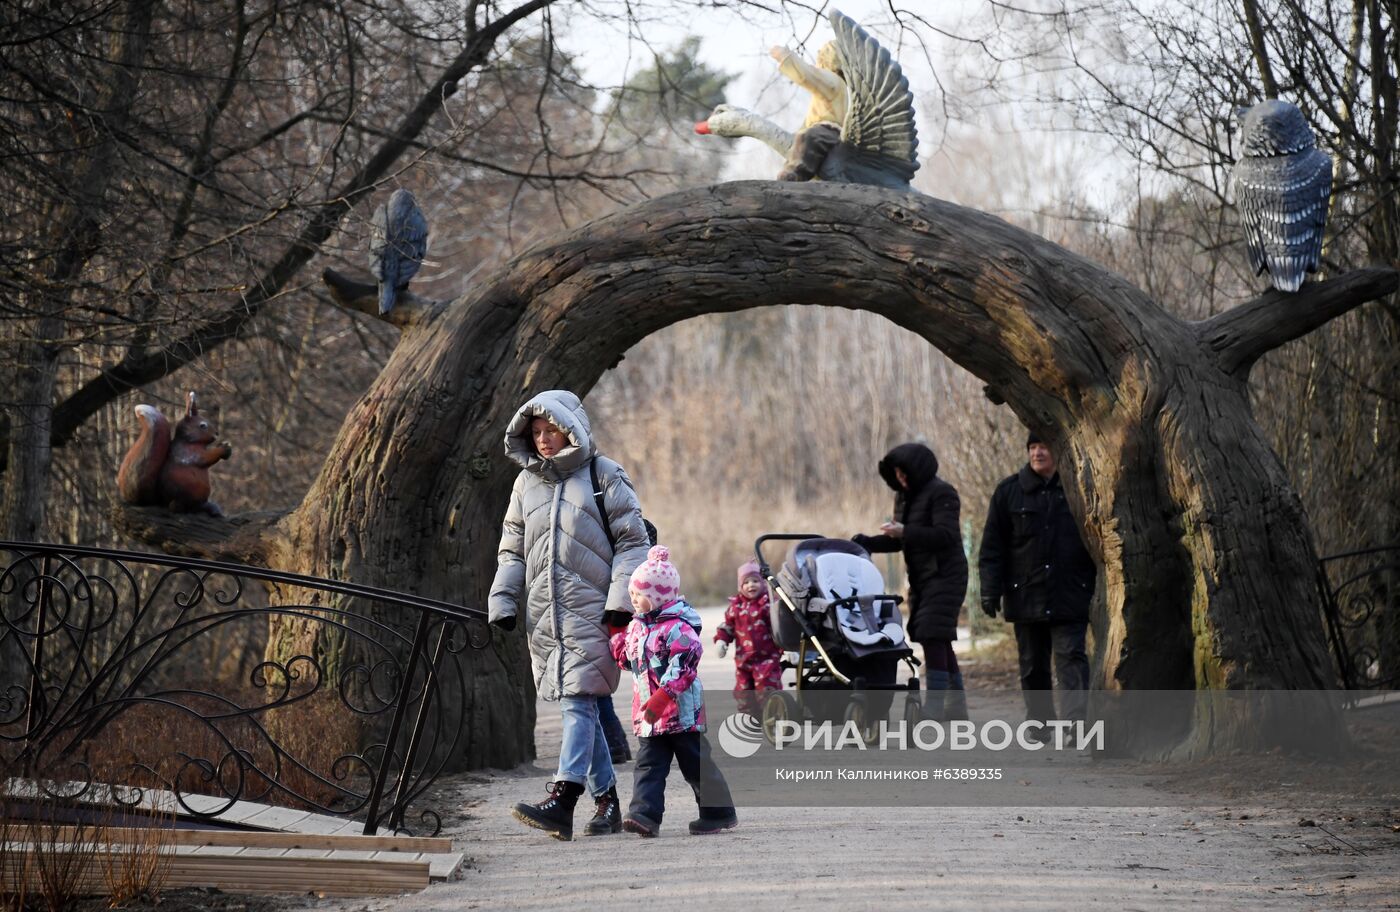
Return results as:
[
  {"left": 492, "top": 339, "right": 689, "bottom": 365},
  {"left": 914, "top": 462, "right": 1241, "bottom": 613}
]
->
[
  {"left": 2, "top": 351, "right": 59, "bottom": 543},
  {"left": 127, "top": 181, "right": 1397, "bottom": 763},
  {"left": 1, "top": 0, "right": 157, "bottom": 708},
  {"left": 0, "top": 0, "right": 156, "bottom": 543}
]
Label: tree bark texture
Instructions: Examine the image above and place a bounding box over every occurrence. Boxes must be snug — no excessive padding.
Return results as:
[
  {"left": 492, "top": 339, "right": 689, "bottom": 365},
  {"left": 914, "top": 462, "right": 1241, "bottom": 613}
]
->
[{"left": 133, "top": 181, "right": 1397, "bottom": 761}]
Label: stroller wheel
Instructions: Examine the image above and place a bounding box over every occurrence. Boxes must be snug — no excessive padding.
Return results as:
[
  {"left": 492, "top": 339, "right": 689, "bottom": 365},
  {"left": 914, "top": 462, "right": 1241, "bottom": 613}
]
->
[
  {"left": 844, "top": 698, "right": 881, "bottom": 746},
  {"left": 903, "top": 692, "right": 925, "bottom": 728},
  {"left": 761, "top": 691, "right": 797, "bottom": 745}
]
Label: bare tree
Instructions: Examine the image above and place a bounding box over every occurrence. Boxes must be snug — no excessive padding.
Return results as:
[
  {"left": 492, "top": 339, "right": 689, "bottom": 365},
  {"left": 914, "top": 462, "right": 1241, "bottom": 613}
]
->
[
  {"left": 113, "top": 182, "right": 1395, "bottom": 759},
  {"left": 0, "top": 0, "right": 788, "bottom": 766},
  {"left": 951, "top": 0, "right": 1399, "bottom": 681},
  {"left": 0, "top": 0, "right": 652, "bottom": 544},
  {"left": 9, "top": 0, "right": 1394, "bottom": 766}
]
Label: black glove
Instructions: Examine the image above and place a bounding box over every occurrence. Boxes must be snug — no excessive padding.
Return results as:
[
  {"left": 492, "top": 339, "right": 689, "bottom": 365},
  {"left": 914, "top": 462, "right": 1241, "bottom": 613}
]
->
[
  {"left": 491, "top": 614, "right": 517, "bottom": 632},
  {"left": 602, "top": 609, "right": 632, "bottom": 636},
  {"left": 980, "top": 596, "right": 1000, "bottom": 619}
]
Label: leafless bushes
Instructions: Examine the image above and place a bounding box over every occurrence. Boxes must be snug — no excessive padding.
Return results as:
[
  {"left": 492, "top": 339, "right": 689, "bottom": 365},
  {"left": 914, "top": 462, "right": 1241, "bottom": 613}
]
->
[
  {"left": 0, "top": 778, "right": 173, "bottom": 911},
  {"left": 588, "top": 306, "right": 1026, "bottom": 602}
]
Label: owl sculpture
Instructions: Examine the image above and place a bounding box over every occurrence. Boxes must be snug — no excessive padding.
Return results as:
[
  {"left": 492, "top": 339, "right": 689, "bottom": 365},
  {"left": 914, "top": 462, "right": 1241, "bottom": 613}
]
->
[
  {"left": 368, "top": 188, "right": 429, "bottom": 315},
  {"left": 1233, "top": 100, "right": 1331, "bottom": 293}
]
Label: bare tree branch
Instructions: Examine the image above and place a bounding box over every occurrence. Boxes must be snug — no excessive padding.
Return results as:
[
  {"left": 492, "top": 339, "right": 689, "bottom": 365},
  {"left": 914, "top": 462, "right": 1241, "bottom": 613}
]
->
[
  {"left": 47, "top": 0, "right": 556, "bottom": 449},
  {"left": 1200, "top": 266, "right": 1399, "bottom": 378},
  {"left": 110, "top": 502, "right": 290, "bottom": 563},
  {"left": 320, "top": 267, "right": 442, "bottom": 328},
  {"left": 1240, "top": 0, "right": 1281, "bottom": 97}
]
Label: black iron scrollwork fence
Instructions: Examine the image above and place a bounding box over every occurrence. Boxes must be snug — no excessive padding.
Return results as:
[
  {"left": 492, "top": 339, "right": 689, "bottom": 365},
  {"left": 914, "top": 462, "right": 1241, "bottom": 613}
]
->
[
  {"left": 0, "top": 541, "right": 489, "bottom": 836},
  {"left": 1318, "top": 546, "right": 1400, "bottom": 691}
]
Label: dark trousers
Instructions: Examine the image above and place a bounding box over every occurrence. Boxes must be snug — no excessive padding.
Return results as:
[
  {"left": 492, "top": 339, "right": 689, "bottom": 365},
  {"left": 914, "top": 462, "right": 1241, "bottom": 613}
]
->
[
  {"left": 1013, "top": 621, "right": 1089, "bottom": 722},
  {"left": 920, "top": 639, "right": 960, "bottom": 675},
  {"left": 628, "top": 732, "right": 735, "bottom": 828},
  {"left": 597, "top": 695, "right": 629, "bottom": 758}
]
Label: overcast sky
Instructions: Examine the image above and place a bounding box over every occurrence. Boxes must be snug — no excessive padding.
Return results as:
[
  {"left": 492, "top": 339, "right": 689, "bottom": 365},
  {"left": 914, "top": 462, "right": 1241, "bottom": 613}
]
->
[{"left": 555, "top": 1, "right": 1135, "bottom": 213}]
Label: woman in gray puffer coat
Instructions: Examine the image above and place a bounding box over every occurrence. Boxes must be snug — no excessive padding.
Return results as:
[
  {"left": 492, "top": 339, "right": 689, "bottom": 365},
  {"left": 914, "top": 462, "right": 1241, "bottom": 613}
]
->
[{"left": 489, "top": 390, "right": 651, "bottom": 841}]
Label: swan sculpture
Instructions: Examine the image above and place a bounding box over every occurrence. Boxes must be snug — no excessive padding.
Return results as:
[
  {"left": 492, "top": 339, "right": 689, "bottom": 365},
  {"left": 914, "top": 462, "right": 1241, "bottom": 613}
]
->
[{"left": 695, "top": 9, "right": 919, "bottom": 191}]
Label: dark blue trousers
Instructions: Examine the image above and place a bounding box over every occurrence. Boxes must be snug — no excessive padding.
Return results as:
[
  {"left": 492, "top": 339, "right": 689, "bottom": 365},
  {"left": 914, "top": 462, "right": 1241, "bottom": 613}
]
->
[
  {"left": 597, "top": 695, "right": 629, "bottom": 758},
  {"left": 627, "top": 732, "right": 735, "bottom": 828}
]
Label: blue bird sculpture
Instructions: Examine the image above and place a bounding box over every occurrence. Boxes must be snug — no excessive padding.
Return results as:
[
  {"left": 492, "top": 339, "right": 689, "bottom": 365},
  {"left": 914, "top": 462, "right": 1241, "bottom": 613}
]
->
[{"left": 368, "top": 189, "right": 429, "bottom": 315}]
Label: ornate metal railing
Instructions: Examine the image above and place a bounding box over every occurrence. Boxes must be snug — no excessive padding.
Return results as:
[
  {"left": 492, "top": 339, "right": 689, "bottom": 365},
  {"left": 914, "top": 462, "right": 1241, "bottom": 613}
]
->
[
  {"left": 1318, "top": 545, "right": 1400, "bottom": 691},
  {"left": 0, "top": 541, "right": 489, "bottom": 835}
]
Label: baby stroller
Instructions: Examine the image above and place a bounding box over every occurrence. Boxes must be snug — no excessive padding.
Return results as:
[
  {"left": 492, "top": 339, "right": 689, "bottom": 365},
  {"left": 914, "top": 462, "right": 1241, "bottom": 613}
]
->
[{"left": 754, "top": 534, "right": 922, "bottom": 743}]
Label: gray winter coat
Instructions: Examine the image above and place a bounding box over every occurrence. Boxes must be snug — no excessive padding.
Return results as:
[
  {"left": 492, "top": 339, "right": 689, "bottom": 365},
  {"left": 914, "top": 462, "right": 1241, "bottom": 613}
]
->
[{"left": 487, "top": 390, "right": 651, "bottom": 701}]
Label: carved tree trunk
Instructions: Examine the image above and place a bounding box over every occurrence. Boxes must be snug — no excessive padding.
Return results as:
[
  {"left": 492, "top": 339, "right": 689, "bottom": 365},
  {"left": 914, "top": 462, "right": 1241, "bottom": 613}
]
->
[{"left": 128, "top": 181, "right": 1397, "bottom": 765}]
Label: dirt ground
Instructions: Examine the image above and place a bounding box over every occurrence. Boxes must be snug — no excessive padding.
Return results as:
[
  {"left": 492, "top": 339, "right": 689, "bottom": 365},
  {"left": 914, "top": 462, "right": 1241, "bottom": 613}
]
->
[{"left": 94, "top": 607, "right": 1400, "bottom": 911}]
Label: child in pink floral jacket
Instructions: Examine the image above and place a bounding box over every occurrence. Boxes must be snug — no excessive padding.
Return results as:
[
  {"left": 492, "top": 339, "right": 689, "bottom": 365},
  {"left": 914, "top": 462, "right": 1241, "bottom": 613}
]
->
[
  {"left": 715, "top": 560, "right": 783, "bottom": 713},
  {"left": 611, "top": 545, "right": 737, "bottom": 837}
]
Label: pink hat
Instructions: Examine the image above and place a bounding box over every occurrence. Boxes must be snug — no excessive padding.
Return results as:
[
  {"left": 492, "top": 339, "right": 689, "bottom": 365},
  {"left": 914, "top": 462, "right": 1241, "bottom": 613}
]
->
[
  {"left": 630, "top": 545, "right": 681, "bottom": 607},
  {"left": 737, "top": 560, "right": 762, "bottom": 589}
]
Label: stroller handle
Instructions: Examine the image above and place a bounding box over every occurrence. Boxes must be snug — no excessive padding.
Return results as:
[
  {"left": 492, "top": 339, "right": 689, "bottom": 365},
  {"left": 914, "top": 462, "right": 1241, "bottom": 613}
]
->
[{"left": 753, "top": 534, "right": 823, "bottom": 574}]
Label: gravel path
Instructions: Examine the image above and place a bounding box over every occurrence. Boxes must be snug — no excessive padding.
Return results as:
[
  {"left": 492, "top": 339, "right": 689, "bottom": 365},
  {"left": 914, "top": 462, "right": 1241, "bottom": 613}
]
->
[{"left": 316, "top": 606, "right": 1400, "bottom": 911}]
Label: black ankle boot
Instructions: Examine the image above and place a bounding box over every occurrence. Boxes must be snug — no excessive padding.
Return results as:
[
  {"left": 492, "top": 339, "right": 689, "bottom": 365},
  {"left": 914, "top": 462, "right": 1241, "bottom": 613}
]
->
[
  {"left": 584, "top": 785, "right": 622, "bottom": 836},
  {"left": 512, "top": 780, "right": 585, "bottom": 840}
]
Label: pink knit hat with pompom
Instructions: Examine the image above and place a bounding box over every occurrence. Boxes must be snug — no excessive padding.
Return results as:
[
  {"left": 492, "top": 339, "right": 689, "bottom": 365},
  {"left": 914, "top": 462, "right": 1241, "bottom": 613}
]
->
[{"left": 630, "top": 544, "right": 681, "bottom": 607}]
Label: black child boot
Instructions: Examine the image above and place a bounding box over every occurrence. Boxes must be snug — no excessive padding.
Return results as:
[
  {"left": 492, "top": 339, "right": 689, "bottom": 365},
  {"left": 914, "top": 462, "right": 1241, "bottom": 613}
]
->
[
  {"left": 512, "top": 780, "right": 585, "bottom": 840},
  {"left": 584, "top": 785, "right": 622, "bottom": 836}
]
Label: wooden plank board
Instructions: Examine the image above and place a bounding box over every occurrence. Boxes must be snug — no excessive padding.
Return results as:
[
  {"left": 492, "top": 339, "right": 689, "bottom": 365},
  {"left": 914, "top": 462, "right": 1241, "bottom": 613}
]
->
[
  {"left": 167, "top": 792, "right": 237, "bottom": 816},
  {"left": 239, "top": 805, "right": 313, "bottom": 830},
  {"left": 323, "top": 818, "right": 365, "bottom": 835},
  {"left": 6, "top": 778, "right": 434, "bottom": 836},
  {"left": 1, "top": 850, "right": 429, "bottom": 897},
  {"left": 205, "top": 799, "right": 277, "bottom": 824},
  {"left": 428, "top": 852, "right": 465, "bottom": 881},
  {"left": 7, "top": 843, "right": 417, "bottom": 860},
  {"left": 289, "top": 813, "right": 358, "bottom": 835},
  {"left": 33, "top": 827, "right": 452, "bottom": 853},
  {"left": 7, "top": 777, "right": 460, "bottom": 886}
]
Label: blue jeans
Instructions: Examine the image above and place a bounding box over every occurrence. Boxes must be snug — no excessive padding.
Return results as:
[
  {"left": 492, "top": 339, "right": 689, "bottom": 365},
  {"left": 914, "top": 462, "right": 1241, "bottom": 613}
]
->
[{"left": 557, "top": 695, "right": 615, "bottom": 797}]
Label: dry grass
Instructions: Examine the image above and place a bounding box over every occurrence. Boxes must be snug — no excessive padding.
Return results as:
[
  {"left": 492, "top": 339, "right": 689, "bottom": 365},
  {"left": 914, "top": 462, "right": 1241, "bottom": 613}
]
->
[
  {"left": 1, "top": 779, "right": 101, "bottom": 912},
  {"left": 964, "top": 628, "right": 1018, "bottom": 666},
  {"left": 1, "top": 790, "right": 176, "bottom": 911},
  {"left": 957, "top": 628, "right": 1020, "bottom": 692},
  {"left": 589, "top": 307, "right": 1026, "bottom": 607},
  {"left": 96, "top": 798, "right": 174, "bottom": 907},
  {"left": 80, "top": 690, "right": 367, "bottom": 815}
]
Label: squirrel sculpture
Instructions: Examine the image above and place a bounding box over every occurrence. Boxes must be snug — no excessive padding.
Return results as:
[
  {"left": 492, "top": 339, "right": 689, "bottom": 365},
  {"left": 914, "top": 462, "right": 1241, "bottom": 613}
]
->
[{"left": 117, "top": 391, "right": 232, "bottom": 516}]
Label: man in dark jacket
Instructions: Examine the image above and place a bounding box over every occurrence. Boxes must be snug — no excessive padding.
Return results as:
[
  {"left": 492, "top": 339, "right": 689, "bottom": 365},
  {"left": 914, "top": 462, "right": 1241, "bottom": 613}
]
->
[
  {"left": 853, "top": 442, "right": 970, "bottom": 719},
  {"left": 978, "top": 431, "right": 1096, "bottom": 728}
]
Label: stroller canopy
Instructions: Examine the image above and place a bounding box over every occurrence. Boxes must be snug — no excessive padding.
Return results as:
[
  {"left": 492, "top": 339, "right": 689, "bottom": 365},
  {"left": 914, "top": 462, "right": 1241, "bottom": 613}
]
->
[{"left": 776, "top": 538, "right": 908, "bottom": 657}]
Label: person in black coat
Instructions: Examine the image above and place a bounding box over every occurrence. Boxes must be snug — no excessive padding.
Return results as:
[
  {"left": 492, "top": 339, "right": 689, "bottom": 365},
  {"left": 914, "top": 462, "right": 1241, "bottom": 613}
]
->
[
  {"left": 978, "top": 431, "right": 1096, "bottom": 729},
  {"left": 853, "top": 442, "right": 970, "bottom": 720}
]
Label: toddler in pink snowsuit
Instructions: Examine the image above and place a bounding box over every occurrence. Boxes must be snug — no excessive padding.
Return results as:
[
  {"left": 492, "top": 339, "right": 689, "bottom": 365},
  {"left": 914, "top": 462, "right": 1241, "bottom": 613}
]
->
[{"left": 715, "top": 560, "right": 783, "bottom": 714}]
